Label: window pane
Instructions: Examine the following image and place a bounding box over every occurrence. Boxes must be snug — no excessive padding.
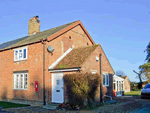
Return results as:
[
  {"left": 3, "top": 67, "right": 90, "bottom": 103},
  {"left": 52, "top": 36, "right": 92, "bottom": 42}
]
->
[
  {"left": 106, "top": 75, "right": 109, "bottom": 85},
  {"left": 24, "top": 49, "right": 26, "bottom": 58},
  {"left": 15, "top": 51, "right": 18, "bottom": 60},
  {"left": 24, "top": 74, "right": 28, "bottom": 89},
  {"left": 14, "top": 73, "right": 28, "bottom": 89},
  {"left": 25, "top": 74, "right": 27, "bottom": 77},
  {"left": 113, "top": 83, "right": 115, "bottom": 90},
  {"left": 103, "top": 75, "right": 105, "bottom": 85},
  {"left": 19, "top": 50, "right": 23, "bottom": 59},
  {"left": 20, "top": 74, "right": 23, "bottom": 88},
  {"left": 56, "top": 80, "right": 59, "bottom": 85}
]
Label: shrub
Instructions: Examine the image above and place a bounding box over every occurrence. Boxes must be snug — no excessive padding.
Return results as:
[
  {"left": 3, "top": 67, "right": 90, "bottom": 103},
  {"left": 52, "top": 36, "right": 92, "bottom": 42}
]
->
[
  {"left": 63, "top": 73, "right": 101, "bottom": 106},
  {"left": 102, "top": 86, "right": 107, "bottom": 96}
]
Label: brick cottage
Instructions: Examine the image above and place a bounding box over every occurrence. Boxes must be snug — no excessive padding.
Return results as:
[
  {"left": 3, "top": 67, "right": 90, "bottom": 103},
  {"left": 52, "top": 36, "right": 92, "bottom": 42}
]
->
[{"left": 0, "top": 16, "right": 114, "bottom": 104}]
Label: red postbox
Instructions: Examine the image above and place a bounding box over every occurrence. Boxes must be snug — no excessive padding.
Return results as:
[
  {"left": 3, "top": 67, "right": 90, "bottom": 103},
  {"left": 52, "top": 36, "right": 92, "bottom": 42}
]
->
[{"left": 35, "top": 81, "right": 38, "bottom": 91}]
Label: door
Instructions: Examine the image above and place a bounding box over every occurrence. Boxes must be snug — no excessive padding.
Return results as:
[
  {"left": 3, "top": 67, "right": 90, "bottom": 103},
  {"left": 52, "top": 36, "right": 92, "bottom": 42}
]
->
[
  {"left": 52, "top": 73, "right": 64, "bottom": 103},
  {"left": 116, "top": 81, "right": 122, "bottom": 96}
]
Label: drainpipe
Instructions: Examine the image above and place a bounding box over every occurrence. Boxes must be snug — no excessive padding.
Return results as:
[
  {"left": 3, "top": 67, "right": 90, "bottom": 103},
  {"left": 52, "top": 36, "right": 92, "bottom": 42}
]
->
[
  {"left": 99, "top": 54, "right": 103, "bottom": 102},
  {"left": 42, "top": 40, "right": 46, "bottom": 105}
]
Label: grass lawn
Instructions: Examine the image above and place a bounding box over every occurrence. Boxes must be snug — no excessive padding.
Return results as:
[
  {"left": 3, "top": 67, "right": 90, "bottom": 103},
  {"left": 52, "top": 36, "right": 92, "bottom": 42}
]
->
[
  {"left": 0, "top": 101, "right": 30, "bottom": 108},
  {"left": 124, "top": 90, "right": 141, "bottom": 96}
]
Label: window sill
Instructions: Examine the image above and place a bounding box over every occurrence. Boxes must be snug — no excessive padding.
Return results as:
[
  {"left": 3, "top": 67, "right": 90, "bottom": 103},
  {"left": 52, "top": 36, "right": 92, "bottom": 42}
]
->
[
  {"left": 13, "top": 89, "right": 28, "bottom": 90},
  {"left": 103, "top": 85, "right": 109, "bottom": 87},
  {"left": 14, "top": 59, "right": 27, "bottom": 62}
]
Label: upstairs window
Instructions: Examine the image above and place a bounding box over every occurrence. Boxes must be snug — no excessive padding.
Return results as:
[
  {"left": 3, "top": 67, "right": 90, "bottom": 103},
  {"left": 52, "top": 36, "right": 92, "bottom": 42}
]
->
[
  {"left": 14, "top": 47, "right": 27, "bottom": 61},
  {"left": 103, "top": 74, "right": 109, "bottom": 86}
]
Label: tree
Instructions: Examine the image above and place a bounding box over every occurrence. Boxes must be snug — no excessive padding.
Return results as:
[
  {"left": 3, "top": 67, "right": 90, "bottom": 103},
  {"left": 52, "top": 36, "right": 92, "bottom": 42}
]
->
[
  {"left": 139, "top": 63, "right": 150, "bottom": 82},
  {"left": 144, "top": 42, "right": 150, "bottom": 63},
  {"left": 139, "top": 42, "right": 150, "bottom": 82},
  {"left": 133, "top": 70, "right": 143, "bottom": 89},
  {"left": 136, "top": 42, "right": 150, "bottom": 87},
  {"left": 115, "top": 70, "right": 126, "bottom": 76}
]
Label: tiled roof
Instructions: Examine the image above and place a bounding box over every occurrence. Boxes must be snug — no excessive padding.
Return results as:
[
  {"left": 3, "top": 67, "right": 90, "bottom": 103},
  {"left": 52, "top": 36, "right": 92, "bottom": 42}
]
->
[
  {"left": 0, "top": 20, "right": 78, "bottom": 50},
  {"left": 120, "top": 76, "right": 127, "bottom": 79},
  {"left": 53, "top": 44, "right": 99, "bottom": 69},
  {"left": 0, "top": 36, "right": 30, "bottom": 49}
]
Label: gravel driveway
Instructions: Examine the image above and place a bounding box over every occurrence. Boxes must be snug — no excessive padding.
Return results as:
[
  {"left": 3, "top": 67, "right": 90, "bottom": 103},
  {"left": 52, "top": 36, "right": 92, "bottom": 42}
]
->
[{"left": 2, "top": 96, "right": 150, "bottom": 113}]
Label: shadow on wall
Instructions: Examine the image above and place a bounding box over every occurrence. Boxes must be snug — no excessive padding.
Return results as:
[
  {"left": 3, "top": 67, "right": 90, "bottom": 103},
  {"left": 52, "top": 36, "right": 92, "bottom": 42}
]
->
[
  {"left": 105, "top": 73, "right": 113, "bottom": 97},
  {"left": 1, "top": 82, "right": 50, "bottom": 103},
  {"left": 1, "top": 87, "right": 7, "bottom": 100}
]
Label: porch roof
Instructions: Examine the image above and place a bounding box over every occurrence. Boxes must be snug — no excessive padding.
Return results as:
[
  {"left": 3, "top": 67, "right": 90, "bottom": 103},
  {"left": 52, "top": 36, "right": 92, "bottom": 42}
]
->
[{"left": 113, "top": 75, "right": 124, "bottom": 81}]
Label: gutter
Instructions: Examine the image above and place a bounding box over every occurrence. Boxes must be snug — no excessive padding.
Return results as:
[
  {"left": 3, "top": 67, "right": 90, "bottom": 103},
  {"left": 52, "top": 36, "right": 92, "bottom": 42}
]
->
[
  {"left": 49, "top": 67, "right": 81, "bottom": 73},
  {"left": 0, "top": 38, "right": 47, "bottom": 52},
  {"left": 99, "top": 53, "right": 103, "bottom": 102},
  {"left": 41, "top": 40, "right": 46, "bottom": 105}
]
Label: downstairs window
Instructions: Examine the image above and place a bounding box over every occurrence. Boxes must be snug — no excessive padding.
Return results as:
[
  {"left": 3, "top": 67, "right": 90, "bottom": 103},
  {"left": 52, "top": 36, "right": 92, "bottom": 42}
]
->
[{"left": 14, "top": 72, "right": 28, "bottom": 90}]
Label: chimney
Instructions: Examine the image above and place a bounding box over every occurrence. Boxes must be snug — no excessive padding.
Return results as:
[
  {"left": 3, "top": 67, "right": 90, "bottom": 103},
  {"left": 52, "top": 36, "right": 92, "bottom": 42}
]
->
[{"left": 28, "top": 16, "right": 40, "bottom": 35}]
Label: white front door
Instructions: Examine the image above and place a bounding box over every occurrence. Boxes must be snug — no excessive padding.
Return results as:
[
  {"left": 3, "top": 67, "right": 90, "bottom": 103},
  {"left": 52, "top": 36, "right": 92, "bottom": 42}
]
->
[{"left": 52, "top": 73, "right": 64, "bottom": 103}]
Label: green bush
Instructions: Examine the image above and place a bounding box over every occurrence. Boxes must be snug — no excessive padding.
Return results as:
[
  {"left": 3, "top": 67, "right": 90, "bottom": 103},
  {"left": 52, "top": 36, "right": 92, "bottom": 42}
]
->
[{"left": 64, "top": 73, "right": 101, "bottom": 106}]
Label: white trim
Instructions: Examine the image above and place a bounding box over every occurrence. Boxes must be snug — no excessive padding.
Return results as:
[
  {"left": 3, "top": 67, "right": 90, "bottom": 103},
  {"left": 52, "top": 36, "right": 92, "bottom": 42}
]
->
[
  {"left": 49, "top": 68, "right": 81, "bottom": 72},
  {"left": 103, "top": 74, "right": 109, "bottom": 86},
  {"left": 52, "top": 73, "right": 64, "bottom": 103},
  {"left": 14, "top": 46, "right": 28, "bottom": 61},
  {"left": 48, "top": 48, "right": 72, "bottom": 69},
  {"left": 113, "top": 75, "right": 124, "bottom": 96},
  {"left": 13, "top": 72, "right": 28, "bottom": 90},
  {"left": 113, "top": 75, "right": 124, "bottom": 81}
]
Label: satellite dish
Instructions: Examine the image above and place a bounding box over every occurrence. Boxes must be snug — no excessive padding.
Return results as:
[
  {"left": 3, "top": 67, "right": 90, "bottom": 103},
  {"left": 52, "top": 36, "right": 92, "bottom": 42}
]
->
[{"left": 47, "top": 46, "right": 54, "bottom": 53}]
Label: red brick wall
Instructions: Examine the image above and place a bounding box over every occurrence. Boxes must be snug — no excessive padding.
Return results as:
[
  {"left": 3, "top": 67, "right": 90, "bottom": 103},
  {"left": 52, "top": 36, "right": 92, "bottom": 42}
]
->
[
  {"left": 80, "top": 45, "right": 114, "bottom": 100},
  {"left": 0, "top": 24, "right": 94, "bottom": 103},
  {"left": 44, "top": 25, "right": 94, "bottom": 102},
  {"left": 0, "top": 43, "right": 44, "bottom": 101},
  {"left": 124, "top": 77, "right": 131, "bottom": 93}
]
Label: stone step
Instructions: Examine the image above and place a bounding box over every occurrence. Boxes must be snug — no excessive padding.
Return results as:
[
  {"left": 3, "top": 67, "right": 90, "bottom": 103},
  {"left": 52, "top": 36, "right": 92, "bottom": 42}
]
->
[{"left": 42, "top": 104, "right": 59, "bottom": 110}]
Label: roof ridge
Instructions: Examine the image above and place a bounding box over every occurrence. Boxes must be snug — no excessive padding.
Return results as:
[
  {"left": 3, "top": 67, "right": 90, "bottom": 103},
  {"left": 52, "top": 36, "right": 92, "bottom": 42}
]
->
[
  {"left": 0, "top": 36, "right": 30, "bottom": 45},
  {"left": 0, "top": 20, "right": 80, "bottom": 50},
  {"left": 38, "top": 20, "right": 80, "bottom": 33},
  {"left": 73, "top": 44, "right": 99, "bottom": 50}
]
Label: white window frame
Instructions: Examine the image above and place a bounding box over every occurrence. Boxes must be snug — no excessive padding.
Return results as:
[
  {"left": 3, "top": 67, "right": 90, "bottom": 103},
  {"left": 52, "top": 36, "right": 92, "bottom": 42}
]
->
[
  {"left": 13, "top": 72, "right": 28, "bottom": 90},
  {"left": 103, "top": 74, "right": 109, "bottom": 86},
  {"left": 14, "top": 46, "right": 28, "bottom": 61}
]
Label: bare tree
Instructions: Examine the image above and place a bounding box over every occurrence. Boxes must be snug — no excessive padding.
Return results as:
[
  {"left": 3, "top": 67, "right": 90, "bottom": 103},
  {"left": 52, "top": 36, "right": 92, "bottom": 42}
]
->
[{"left": 115, "top": 70, "right": 126, "bottom": 76}]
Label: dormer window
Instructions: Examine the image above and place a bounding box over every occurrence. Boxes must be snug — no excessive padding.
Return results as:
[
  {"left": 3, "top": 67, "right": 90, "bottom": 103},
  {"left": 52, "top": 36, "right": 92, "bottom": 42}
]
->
[{"left": 14, "top": 46, "right": 28, "bottom": 61}]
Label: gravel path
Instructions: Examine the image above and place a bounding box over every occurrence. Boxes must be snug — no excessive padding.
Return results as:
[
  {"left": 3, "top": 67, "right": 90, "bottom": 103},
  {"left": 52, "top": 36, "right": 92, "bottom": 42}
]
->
[{"left": 2, "top": 96, "right": 150, "bottom": 113}]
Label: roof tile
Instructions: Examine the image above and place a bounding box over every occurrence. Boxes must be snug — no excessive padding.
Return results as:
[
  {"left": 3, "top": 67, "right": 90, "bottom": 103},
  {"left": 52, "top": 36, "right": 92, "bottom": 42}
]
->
[{"left": 53, "top": 44, "right": 99, "bottom": 69}]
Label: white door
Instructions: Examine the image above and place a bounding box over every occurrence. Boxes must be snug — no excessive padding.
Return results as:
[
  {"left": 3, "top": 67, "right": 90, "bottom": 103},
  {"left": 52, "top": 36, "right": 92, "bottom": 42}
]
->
[{"left": 52, "top": 73, "right": 64, "bottom": 103}]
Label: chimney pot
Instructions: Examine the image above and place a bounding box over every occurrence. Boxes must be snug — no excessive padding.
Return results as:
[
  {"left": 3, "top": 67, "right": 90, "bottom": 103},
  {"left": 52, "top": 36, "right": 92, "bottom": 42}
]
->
[{"left": 28, "top": 16, "right": 40, "bottom": 35}]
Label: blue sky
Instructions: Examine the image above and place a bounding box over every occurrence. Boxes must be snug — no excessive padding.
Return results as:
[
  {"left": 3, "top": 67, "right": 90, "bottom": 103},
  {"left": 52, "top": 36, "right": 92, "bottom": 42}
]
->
[{"left": 0, "top": 0, "right": 149, "bottom": 82}]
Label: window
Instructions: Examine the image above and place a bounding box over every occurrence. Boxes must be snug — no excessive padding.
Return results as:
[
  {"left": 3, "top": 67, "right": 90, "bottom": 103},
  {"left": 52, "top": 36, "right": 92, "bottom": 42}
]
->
[
  {"left": 103, "top": 74, "right": 109, "bottom": 86},
  {"left": 14, "top": 47, "right": 27, "bottom": 61},
  {"left": 14, "top": 72, "right": 28, "bottom": 90},
  {"left": 69, "top": 36, "right": 71, "bottom": 39}
]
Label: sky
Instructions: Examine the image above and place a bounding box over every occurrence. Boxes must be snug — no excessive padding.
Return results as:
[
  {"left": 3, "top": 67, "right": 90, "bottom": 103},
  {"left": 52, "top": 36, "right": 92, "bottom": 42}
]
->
[{"left": 0, "top": 0, "right": 149, "bottom": 82}]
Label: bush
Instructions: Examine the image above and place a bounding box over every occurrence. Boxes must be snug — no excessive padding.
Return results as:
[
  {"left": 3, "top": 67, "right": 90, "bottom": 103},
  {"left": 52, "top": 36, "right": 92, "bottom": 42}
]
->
[
  {"left": 64, "top": 73, "right": 101, "bottom": 106},
  {"left": 102, "top": 86, "right": 107, "bottom": 96}
]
